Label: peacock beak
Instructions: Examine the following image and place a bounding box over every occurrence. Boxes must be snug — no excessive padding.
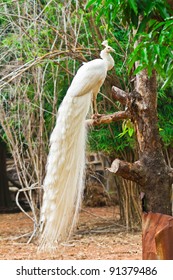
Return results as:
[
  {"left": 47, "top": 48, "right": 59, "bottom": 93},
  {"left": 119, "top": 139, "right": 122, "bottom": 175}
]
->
[{"left": 110, "top": 47, "right": 115, "bottom": 53}]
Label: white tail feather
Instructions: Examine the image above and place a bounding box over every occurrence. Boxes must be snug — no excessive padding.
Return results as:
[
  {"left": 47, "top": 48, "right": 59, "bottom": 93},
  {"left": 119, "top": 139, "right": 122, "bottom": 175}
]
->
[
  {"left": 39, "top": 93, "right": 91, "bottom": 250},
  {"left": 39, "top": 41, "right": 115, "bottom": 251}
]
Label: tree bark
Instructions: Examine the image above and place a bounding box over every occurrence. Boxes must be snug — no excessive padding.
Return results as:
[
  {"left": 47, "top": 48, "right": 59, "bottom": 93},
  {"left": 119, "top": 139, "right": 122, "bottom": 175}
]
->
[{"left": 134, "top": 69, "right": 172, "bottom": 214}]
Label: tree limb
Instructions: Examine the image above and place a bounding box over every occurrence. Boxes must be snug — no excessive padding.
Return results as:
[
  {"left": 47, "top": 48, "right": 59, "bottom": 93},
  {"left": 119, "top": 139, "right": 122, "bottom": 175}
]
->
[
  {"left": 112, "top": 86, "right": 129, "bottom": 105},
  {"left": 107, "top": 158, "right": 146, "bottom": 185},
  {"left": 86, "top": 110, "right": 130, "bottom": 126}
]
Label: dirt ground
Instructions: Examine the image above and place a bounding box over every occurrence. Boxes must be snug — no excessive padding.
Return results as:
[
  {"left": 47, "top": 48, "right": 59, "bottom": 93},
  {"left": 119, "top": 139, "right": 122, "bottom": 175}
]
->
[{"left": 0, "top": 206, "right": 142, "bottom": 260}]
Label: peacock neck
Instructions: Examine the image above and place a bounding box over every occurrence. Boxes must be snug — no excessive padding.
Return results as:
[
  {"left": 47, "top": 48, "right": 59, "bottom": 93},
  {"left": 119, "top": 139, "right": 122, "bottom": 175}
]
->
[{"left": 100, "top": 51, "right": 114, "bottom": 71}]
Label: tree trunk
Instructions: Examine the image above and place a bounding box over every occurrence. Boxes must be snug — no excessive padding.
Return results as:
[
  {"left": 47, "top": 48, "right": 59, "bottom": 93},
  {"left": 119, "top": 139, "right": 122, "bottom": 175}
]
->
[
  {"left": 133, "top": 69, "right": 172, "bottom": 214},
  {"left": 88, "top": 67, "right": 173, "bottom": 216},
  {"left": 105, "top": 69, "right": 172, "bottom": 216},
  {"left": 0, "top": 141, "right": 12, "bottom": 210},
  {"left": 88, "top": 67, "right": 173, "bottom": 258},
  {"left": 105, "top": 67, "right": 173, "bottom": 260}
]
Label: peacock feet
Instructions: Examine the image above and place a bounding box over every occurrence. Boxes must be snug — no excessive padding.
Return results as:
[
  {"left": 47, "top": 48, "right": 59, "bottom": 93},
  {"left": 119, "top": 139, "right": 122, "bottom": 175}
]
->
[{"left": 91, "top": 113, "right": 104, "bottom": 120}]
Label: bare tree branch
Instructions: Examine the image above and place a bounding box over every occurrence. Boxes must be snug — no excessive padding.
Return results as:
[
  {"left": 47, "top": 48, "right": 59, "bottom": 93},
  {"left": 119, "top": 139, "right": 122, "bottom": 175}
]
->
[
  {"left": 0, "top": 49, "right": 87, "bottom": 90},
  {"left": 86, "top": 110, "right": 131, "bottom": 126},
  {"left": 107, "top": 159, "right": 146, "bottom": 185},
  {"left": 112, "top": 86, "right": 129, "bottom": 105}
]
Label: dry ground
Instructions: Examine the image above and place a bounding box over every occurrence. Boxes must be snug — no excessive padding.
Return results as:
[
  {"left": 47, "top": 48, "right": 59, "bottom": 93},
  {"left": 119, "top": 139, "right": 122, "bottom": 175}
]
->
[{"left": 0, "top": 206, "right": 142, "bottom": 260}]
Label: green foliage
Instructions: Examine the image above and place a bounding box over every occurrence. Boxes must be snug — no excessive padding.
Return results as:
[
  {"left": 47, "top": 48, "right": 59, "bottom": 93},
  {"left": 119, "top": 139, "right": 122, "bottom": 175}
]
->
[
  {"left": 87, "top": 0, "right": 170, "bottom": 28},
  {"left": 158, "top": 88, "right": 173, "bottom": 146},
  {"left": 128, "top": 17, "right": 173, "bottom": 85},
  {"left": 118, "top": 119, "right": 134, "bottom": 138},
  {"left": 1, "top": 0, "right": 173, "bottom": 161},
  {"left": 87, "top": 0, "right": 173, "bottom": 89},
  {"left": 86, "top": 0, "right": 173, "bottom": 152},
  {"left": 88, "top": 121, "right": 135, "bottom": 155}
]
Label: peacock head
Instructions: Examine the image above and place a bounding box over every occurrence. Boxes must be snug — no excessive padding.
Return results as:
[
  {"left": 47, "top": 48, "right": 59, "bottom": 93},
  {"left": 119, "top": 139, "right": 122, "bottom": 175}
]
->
[
  {"left": 100, "top": 40, "right": 115, "bottom": 70},
  {"left": 101, "top": 40, "right": 115, "bottom": 53}
]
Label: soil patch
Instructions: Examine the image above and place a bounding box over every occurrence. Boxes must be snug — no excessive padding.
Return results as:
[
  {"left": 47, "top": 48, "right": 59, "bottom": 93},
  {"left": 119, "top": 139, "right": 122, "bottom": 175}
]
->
[{"left": 0, "top": 206, "right": 142, "bottom": 260}]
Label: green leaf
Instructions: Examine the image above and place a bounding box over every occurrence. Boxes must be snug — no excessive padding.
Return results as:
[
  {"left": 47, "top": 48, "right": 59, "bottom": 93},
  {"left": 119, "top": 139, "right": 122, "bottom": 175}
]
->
[
  {"left": 161, "top": 72, "right": 173, "bottom": 90},
  {"left": 163, "top": 19, "right": 173, "bottom": 30},
  {"left": 156, "top": 3, "right": 170, "bottom": 19},
  {"left": 152, "top": 21, "right": 165, "bottom": 31},
  {"left": 128, "top": 127, "right": 134, "bottom": 137},
  {"left": 144, "top": 1, "right": 155, "bottom": 15},
  {"left": 128, "top": 42, "right": 143, "bottom": 72},
  {"left": 153, "top": 44, "right": 160, "bottom": 56},
  {"left": 86, "top": 0, "right": 96, "bottom": 9},
  {"left": 128, "top": 0, "right": 138, "bottom": 15},
  {"left": 141, "top": 47, "right": 148, "bottom": 64},
  {"left": 133, "top": 64, "right": 145, "bottom": 75}
]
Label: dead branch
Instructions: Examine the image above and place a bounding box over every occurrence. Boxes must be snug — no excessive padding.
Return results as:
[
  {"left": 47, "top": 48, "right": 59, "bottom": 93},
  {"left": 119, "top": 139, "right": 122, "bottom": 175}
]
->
[
  {"left": 86, "top": 110, "right": 131, "bottom": 126},
  {"left": 107, "top": 159, "right": 146, "bottom": 185},
  {"left": 112, "top": 86, "right": 129, "bottom": 105},
  {"left": 16, "top": 184, "right": 43, "bottom": 243},
  {"left": 0, "top": 50, "right": 83, "bottom": 90}
]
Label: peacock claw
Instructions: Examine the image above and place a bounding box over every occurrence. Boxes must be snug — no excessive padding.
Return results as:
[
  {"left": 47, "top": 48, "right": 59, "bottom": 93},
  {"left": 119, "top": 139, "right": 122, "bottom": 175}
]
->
[{"left": 91, "top": 113, "right": 104, "bottom": 120}]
